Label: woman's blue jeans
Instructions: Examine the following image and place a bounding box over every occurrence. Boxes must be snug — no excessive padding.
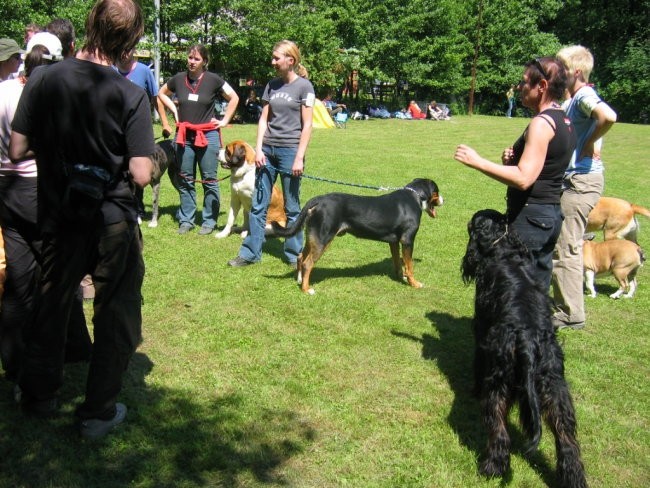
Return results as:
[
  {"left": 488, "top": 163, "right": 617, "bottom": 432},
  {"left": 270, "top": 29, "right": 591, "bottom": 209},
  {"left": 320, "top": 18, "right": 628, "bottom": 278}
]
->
[
  {"left": 239, "top": 145, "right": 302, "bottom": 263},
  {"left": 175, "top": 129, "right": 220, "bottom": 229}
]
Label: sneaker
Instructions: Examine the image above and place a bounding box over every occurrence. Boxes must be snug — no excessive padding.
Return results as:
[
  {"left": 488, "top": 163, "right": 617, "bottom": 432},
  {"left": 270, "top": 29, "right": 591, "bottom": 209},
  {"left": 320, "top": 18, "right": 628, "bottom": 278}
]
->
[
  {"left": 178, "top": 223, "right": 194, "bottom": 235},
  {"left": 198, "top": 225, "right": 214, "bottom": 235},
  {"left": 79, "top": 403, "right": 127, "bottom": 440},
  {"left": 228, "top": 256, "right": 254, "bottom": 267},
  {"left": 551, "top": 315, "right": 585, "bottom": 330}
]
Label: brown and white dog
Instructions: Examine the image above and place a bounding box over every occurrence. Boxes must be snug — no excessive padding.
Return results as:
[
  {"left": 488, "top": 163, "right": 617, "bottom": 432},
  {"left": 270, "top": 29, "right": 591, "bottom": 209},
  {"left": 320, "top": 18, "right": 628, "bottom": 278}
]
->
[
  {"left": 215, "top": 140, "right": 286, "bottom": 239},
  {"left": 587, "top": 196, "right": 650, "bottom": 242},
  {"left": 583, "top": 239, "right": 645, "bottom": 299}
]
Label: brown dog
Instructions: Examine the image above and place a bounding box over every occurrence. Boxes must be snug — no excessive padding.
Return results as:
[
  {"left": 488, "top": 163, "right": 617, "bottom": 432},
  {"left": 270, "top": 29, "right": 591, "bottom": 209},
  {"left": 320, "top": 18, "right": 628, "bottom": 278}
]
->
[
  {"left": 215, "top": 140, "right": 286, "bottom": 239},
  {"left": 587, "top": 196, "right": 650, "bottom": 242},
  {"left": 583, "top": 239, "right": 645, "bottom": 299}
]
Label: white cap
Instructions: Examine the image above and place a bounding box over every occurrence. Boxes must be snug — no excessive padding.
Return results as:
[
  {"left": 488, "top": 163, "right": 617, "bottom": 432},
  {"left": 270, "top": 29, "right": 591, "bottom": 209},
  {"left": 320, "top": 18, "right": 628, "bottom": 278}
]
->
[{"left": 25, "top": 32, "right": 63, "bottom": 61}]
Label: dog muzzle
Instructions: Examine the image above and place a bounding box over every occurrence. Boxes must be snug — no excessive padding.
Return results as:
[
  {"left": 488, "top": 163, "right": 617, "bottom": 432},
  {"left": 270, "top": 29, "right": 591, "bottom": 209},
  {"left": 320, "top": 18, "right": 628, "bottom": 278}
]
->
[{"left": 425, "top": 193, "right": 443, "bottom": 218}]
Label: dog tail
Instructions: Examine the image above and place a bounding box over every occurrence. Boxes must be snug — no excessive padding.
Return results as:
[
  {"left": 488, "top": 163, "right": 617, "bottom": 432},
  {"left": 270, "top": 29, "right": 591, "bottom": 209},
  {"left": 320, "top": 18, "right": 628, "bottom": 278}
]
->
[
  {"left": 519, "top": 353, "right": 543, "bottom": 453},
  {"left": 268, "top": 199, "right": 317, "bottom": 237},
  {"left": 632, "top": 204, "right": 650, "bottom": 219}
]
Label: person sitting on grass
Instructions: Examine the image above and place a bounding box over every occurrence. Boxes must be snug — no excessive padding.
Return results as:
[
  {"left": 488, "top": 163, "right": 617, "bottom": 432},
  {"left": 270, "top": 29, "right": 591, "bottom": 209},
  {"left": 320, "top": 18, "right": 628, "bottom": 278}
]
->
[
  {"left": 428, "top": 100, "right": 450, "bottom": 120},
  {"left": 407, "top": 100, "right": 427, "bottom": 119}
]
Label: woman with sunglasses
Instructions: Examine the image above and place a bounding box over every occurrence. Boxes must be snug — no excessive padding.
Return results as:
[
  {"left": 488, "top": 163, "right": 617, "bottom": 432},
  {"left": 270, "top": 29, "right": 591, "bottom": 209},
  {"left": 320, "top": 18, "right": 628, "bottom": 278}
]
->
[{"left": 454, "top": 57, "right": 576, "bottom": 291}]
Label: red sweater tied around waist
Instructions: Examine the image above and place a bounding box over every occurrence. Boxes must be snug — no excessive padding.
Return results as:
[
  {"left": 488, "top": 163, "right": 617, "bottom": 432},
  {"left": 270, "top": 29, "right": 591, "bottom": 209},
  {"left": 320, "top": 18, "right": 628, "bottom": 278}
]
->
[{"left": 175, "top": 121, "right": 218, "bottom": 147}]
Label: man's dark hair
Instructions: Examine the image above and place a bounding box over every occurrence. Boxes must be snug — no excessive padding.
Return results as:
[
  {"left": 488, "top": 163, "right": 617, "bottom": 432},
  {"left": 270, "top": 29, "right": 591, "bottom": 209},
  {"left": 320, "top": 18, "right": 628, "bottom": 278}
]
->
[
  {"left": 46, "top": 18, "right": 75, "bottom": 58},
  {"left": 84, "top": 0, "right": 144, "bottom": 64}
]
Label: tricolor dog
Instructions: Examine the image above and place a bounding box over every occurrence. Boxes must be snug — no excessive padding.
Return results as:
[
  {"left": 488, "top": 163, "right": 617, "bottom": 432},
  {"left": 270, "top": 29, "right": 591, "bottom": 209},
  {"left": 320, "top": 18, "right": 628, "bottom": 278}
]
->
[
  {"left": 269, "top": 178, "right": 442, "bottom": 294},
  {"left": 215, "top": 140, "right": 286, "bottom": 239}
]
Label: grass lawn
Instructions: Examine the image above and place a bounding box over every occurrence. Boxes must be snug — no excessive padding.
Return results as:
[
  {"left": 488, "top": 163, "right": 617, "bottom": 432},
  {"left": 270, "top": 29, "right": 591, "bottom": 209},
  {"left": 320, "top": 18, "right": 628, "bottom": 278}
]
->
[{"left": 1, "top": 116, "right": 648, "bottom": 487}]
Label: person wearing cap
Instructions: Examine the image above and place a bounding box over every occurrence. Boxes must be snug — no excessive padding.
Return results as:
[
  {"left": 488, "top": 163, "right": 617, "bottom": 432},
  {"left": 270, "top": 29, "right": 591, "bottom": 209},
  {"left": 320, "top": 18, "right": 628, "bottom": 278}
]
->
[{"left": 0, "top": 39, "right": 24, "bottom": 81}]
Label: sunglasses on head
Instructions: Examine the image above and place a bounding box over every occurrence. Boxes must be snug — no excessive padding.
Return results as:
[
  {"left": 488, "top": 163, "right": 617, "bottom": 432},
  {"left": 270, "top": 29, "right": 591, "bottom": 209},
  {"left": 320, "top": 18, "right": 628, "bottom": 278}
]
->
[{"left": 532, "top": 58, "right": 548, "bottom": 80}]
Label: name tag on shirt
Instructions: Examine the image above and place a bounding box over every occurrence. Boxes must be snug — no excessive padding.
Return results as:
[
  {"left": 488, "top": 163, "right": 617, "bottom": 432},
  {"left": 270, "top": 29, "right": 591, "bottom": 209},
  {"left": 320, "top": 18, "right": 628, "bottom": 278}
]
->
[{"left": 188, "top": 93, "right": 199, "bottom": 102}]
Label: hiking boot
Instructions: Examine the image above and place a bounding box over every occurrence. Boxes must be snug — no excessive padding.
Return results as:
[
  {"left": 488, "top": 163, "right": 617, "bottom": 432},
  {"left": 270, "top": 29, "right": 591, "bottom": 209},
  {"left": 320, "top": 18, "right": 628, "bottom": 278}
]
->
[{"left": 79, "top": 403, "right": 127, "bottom": 440}]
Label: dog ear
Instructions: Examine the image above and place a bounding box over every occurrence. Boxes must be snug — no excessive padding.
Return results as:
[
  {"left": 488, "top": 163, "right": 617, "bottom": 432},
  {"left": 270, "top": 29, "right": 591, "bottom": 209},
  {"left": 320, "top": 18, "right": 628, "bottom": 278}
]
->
[
  {"left": 471, "top": 210, "right": 506, "bottom": 253},
  {"left": 233, "top": 144, "right": 247, "bottom": 162}
]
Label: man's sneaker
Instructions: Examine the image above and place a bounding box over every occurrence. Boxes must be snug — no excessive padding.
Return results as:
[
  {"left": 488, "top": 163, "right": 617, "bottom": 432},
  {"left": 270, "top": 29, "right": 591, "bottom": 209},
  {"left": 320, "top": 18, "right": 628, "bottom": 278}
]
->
[
  {"left": 178, "top": 223, "right": 194, "bottom": 235},
  {"left": 79, "top": 403, "right": 127, "bottom": 440},
  {"left": 228, "top": 256, "right": 254, "bottom": 267},
  {"left": 551, "top": 315, "right": 585, "bottom": 330},
  {"left": 198, "top": 225, "right": 214, "bottom": 235}
]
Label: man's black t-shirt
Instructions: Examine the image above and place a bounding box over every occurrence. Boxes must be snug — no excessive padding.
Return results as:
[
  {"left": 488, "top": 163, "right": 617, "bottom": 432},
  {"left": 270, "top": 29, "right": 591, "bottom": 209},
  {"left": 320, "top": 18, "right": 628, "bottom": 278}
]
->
[{"left": 12, "top": 57, "right": 155, "bottom": 229}]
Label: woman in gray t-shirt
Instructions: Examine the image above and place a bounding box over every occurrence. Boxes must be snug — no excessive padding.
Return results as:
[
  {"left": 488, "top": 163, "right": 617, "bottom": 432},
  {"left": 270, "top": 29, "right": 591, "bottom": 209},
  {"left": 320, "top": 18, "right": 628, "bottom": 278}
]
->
[{"left": 229, "top": 40, "right": 314, "bottom": 267}]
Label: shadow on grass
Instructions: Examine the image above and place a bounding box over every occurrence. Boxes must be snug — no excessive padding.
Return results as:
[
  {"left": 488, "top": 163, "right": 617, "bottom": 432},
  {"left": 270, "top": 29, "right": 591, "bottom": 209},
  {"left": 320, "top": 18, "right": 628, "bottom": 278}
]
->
[
  {"left": 393, "top": 311, "right": 559, "bottom": 487},
  {"left": 265, "top": 254, "right": 416, "bottom": 285},
  {"left": 0, "top": 352, "right": 315, "bottom": 487}
]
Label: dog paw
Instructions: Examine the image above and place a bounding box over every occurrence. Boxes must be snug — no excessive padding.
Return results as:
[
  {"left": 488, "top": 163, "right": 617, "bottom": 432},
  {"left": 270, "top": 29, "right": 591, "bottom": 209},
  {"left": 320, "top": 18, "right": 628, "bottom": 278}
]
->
[
  {"left": 480, "top": 457, "right": 509, "bottom": 478},
  {"left": 306, "top": 288, "right": 316, "bottom": 295},
  {"left": 214, "top": 231, "right": 229, "bottom": 239},
  {"left": 148, "top": 221, "right": 158, "bottom": 228},
  {"left": 239, "top": 231, "right": 249, "bottom": 239}
]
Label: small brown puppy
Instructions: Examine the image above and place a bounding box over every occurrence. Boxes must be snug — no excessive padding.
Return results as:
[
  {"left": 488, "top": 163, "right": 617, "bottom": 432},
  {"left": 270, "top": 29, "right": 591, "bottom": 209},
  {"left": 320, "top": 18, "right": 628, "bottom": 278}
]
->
[
  {"left": 216, "top": 140, "right": 286, "bottom": 239},
  {"left": 583, "top": 239, "right": 645, "bottom": 299},
  {"left": 587, "top": 197, "right": 650, "bottom": 242}
]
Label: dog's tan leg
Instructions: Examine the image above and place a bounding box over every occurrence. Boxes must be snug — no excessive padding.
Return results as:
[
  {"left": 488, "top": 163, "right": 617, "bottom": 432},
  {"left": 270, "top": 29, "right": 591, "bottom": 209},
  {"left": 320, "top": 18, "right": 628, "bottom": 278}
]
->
[
  {"left": 300, "top": 237, "right": 324, "bottom": 294},
  {"left": 389, "top": 242, "right": 403, "bottom": 280},
  {"left": 402, "top": 245, "right": 423, "bottom": 288},
  {"left": 611, "top": 268, "right": 632, "bottom": 299},
  {"left": 624, "top": 278, "right": 638, "bottom": 298}
]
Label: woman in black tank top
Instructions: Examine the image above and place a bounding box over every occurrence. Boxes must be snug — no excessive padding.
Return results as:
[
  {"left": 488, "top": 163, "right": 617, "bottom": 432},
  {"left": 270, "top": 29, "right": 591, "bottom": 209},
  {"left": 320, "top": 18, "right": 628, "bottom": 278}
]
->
[{"left": 454, "top": 57, "right": 576, "bottom": 291}]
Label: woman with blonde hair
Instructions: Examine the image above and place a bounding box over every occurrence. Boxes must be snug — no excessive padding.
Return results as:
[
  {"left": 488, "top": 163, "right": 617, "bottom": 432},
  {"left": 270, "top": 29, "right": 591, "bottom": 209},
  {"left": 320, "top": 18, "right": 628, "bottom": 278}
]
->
[{"left": 229, "top": 40, "right": 314, "bottom": 267}]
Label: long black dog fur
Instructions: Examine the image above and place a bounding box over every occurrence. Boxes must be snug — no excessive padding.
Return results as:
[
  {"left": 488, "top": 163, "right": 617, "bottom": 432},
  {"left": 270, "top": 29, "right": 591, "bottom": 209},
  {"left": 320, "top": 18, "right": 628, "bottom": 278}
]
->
[{"left": 461, "top": 209, "right": 587, "bottom": 488}]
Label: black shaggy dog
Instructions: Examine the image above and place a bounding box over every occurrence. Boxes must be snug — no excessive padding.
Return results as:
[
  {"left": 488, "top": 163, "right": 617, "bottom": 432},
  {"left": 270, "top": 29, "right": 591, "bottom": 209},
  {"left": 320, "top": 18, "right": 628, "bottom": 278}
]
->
[{"left": 461, "top": 209, "right": 587, "bottom": 488}]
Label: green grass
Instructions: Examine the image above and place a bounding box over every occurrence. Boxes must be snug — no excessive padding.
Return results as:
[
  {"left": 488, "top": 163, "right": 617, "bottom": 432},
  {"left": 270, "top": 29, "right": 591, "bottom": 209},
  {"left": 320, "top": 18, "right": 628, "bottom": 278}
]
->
[{"left": 1, "top": 116, "right": 649, "bottom": 487}]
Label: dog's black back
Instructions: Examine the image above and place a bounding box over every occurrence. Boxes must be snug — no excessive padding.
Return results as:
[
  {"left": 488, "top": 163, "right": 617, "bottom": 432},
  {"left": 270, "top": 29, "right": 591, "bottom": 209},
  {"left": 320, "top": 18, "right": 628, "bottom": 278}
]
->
[
  {"left": 154, "top": 139, "right": 180, "bottom": 190},
  {"left": 462, "top": 209, "right": 586, "bottom": 487}
]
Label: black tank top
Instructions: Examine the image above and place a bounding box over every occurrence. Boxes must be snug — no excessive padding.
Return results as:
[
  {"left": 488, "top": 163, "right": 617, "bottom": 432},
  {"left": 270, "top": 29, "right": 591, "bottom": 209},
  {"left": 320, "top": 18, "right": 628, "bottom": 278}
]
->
[{"left": 506, "top": 108, "right": 576, "bottom": 219}]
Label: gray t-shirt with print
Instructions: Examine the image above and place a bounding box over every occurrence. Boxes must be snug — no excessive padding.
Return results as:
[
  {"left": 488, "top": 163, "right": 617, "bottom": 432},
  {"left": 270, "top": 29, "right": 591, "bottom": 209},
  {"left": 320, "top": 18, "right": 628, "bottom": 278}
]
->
[{"left": 262, "top": 76, "right": 315, "bottom": 147}]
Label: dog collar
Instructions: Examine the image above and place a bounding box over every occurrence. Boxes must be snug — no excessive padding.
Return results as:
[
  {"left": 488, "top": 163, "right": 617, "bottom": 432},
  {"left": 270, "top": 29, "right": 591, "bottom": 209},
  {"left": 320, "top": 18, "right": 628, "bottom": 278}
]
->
[
  {"left": 403, "top": 186, "right": 421, "bottom": 199},
  {"left": 404, "top": 186, "right": 429, "bottom": 213}
]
